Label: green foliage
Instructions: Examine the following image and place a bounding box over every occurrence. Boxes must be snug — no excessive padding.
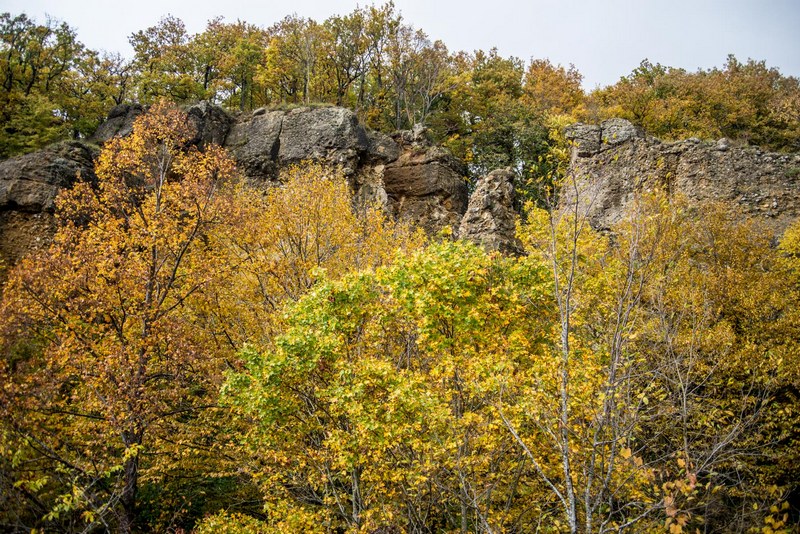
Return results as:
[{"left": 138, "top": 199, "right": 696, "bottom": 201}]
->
[
  {"left": 431, "top": 48, "right": 553, "bottom": 194},
  {"left": 0, "top": 12, "right": 127, "bottom": 156},
  {"left": 3, "top": 8, "right": 797, "bottom": 165},
  {"left": 224, "top": 241, "right": 556, "bottom": 531},
  {"left": 0, "top": 91, "right": 67, "bottom": 157},
  {"left": 592, "top": 56, "right": 800, "bottom": 151}
]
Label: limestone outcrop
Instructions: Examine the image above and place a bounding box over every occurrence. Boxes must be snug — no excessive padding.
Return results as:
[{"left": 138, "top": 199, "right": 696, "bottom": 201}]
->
[
  {"left": 186, "top": 101, "right": 234, "bottom": 147},
  {"left": 0, "top": 141, "right": 97, "bottom": 212},
  {"left": 9, "top": 106, "right": 798, "bottom": 276},
  {"left": 380, "top": 134, "right": 468, "bottom": 235},
  {"left": 224, "top": 109, "right": 283, "bottom": 183},
  {"left": 91, "top": 102, "right": 233, "bottom": 147},
  {"left": 90, "top": 103, "right": 144, "bottom": 143},
  {"left": 0, "top": 141, "right": 98, "bottom": 277},
  {"left": 564, "top": 118, "right": 644, "bottom": 158},
  {"left": 458, "top": 169, "right": 522, "bottom": 254},
  {"left": 0, "top": 104, "right": 470, "bottom": 272},
  {"left": 226, "top": 106, "right": 375, "bottom": 181},
  {"left": 223, "top": 106, "right": 468, "bottom": 234},
  {"left": 565, "top": 119, "right": 800, "bottom": 236}
]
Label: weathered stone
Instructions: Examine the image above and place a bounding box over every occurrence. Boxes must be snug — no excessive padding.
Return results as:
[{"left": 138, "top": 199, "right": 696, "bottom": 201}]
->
[
  {"left": 384, "top": 163, "right": 464, "bottom": 199},
  {"left": 277, "top": 107, "right": 368, "bottom": 174},
  {"left": 0, "top": 141, "right": 98, "bottom": 212},
  {"left": 458, "top": 169, "right": 522, "bottom": 254},
  {"left": 565, "top": 123, "right": 602, "bottom": 156},
  {"left": 186, "top": 101, "right": 234, "bottom": 146},
  {"left": 224, "top": 110, "right": 284, "bottom": 183},
  {"left": 600, "top": 118, "right": 643, "bottom": 147},
  {"left": 90, "top": 103, "right": 144, "bottom": 143},
  {"left": 565, "top": 129, "right": 800, "bottom": 236},
  {"left": 220, "top": 105, "right": 467, "bottom": 232},
  {"left": 364, "top": 129, "right": 401, "bottom": 164},
  {"left": 0, "top": 141, "right": 98, "bottom": 277},
  {"left": 383, "top": 159, "right": 468, "bottom": 235}
]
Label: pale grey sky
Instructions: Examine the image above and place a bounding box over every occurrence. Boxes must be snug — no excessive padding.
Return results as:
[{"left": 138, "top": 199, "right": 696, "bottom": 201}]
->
[{"left": 2, "top": 0, "right": 798, "bottom": 89}]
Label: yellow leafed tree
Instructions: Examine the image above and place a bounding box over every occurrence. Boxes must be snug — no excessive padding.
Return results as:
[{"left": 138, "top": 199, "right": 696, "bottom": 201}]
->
[{"left": 0, "top": 100, "right": 242, "bottom": 533}]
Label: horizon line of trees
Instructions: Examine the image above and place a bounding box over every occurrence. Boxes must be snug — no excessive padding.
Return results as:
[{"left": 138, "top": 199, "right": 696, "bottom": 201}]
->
[{"left": 1, "top": 5, "right": 799, "bottom": 171}]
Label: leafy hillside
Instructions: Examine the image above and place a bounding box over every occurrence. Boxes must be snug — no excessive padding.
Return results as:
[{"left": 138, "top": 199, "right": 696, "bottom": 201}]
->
[{"left": 1, "top": 5, "right": 800, "bottom": 533}]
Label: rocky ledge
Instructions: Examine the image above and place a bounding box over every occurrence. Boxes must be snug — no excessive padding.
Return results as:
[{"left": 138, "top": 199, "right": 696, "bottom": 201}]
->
[
  {"left": 0, "top": 103, "right": 472, "bottom": 272},
  {"left": 564, "top": 119, "right": 800, "bottom": 235}
]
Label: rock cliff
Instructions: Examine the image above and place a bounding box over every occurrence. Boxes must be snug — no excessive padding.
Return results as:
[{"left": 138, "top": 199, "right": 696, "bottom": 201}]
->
[
  {"left": 564, "top": 119, "right": 800, "bottom": 235},
  {"left": 0, "top": 141, "right": 98, "bottom": 276},
  {"left": 0, "top": 103, "right": 470, "bottom": 273},
  {"left": 4, "top": 108, "right": 799, "bottom": 276},
  {"left": 458, "top": 169, "right": 522, "bottom": 255},
  {"left": 225, "top": 105, "right": 468, "bottom": 233}
]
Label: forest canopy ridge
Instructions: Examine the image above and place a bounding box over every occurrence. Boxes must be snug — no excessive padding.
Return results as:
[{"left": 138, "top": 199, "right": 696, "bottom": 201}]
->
[{"left": 1, "top": 5, "right": 799, "bottom": 163}]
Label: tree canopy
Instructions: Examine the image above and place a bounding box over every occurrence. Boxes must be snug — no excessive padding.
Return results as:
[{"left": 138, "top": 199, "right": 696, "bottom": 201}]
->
[
  {"left": 1, "top": 5, "right": 800, "bottom": 533},
  {"left": 2, "top": 6, "right": 797, "bottom": 168}
]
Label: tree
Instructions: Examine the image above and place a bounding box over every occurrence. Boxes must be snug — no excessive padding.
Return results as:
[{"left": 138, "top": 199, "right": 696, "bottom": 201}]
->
[
  {"left": 0, "top": 12, "right": 135, "bottom": 152},
  {"left": 221, "top": 240, "right": 556, "bottom": 532},
  {"left": 129, "top": 15, "right": 205, "bottom": 103},
  {"left": 0, "top": 12, "right": 84, "bottom": 155},
  {"left": 320, "top": 9, "right": 371, "bottom": 107},
  {"left": 511, "top": 180, "right": 800, "bottom": 531},
  {"left": 198, "top": 19, "right": 268, "bottom": 110},
  {"left": 0, "top": 101, "right": 241, "bottom": 532},
  {"left": 522, "top": 59, "right": 586, "bottom": 119},
  {"left": 56, "top": 50, "right": 134, "bottom": 138},
  {"left": 260, "top": 15, "right": 323, "bottom": 105},
  {"left": 437, "top": 48, "right": 549, "bottom": 189},
  {"left": 590, "top": 56, "right": 800, "bottom": 151},
  {"left": 384, "top": 24, "right": 453, "bottom": 130},
  {"left": 209, "top": 161, "right": 425, "bottom": 350}
]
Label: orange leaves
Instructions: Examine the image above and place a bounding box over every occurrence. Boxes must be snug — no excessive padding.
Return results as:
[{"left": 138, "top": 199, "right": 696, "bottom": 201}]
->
[{"left": 0, "top": 100, "right": 247, "bottom": 531}]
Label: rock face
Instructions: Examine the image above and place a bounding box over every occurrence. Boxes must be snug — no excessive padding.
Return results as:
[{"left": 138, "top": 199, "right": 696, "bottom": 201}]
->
[
  {"left": 226, "top": 106, "right": 370, "bottom": 182},
  {"left": 565, "top": 119, "right": 800, "bottom": 235},
  {"left": 564, "top": 118, "right": 644, "bottom": 158},
  {"left": 0, "top": 141, "right": 98, "bottom": 277},
  {"left": 0, "top": 141, "right": 98, "bottom": 212},
  {"left": 224, "top": 110, "right": 284, "bottom": 183},
  {"left": 223, "top": 106, "right": 468, "bottom": 234},
  {"left": 87, "top": 103, "right": 468, "bottom": 234},
  {"left": 0, "top": 104, "right": 470, "bottom": 275},
  {"left": 92, "top": 102, "right": 233, "bottom": 147},
  {"left": 5, "top": 106, "right": 799, "bottom": 274},
  {"left": 459, "top": 169, "right": 522, "bottom": 254},
  {"left": 90, "top": 103, "right": 144, "bottom": 143},
  {"left": 382, "top": 139, "right": 469, "bottom": 234},
  {"left": 564, "top": 123, "right": 601, "bottom": 156},
  {"left": 277, "top": 107, "right": 367, "bottom": 172},
  {"left": 186, "top": 101, "right": 234, "bottom": 147}
]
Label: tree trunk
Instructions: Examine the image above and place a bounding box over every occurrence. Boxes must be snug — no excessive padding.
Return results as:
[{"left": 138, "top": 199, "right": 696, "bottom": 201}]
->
[{"left": 119, "top": 434, "right": 140, "bottom": 534}]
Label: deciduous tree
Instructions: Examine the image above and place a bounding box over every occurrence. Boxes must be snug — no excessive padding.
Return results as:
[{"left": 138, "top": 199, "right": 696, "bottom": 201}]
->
[{"left": 0, "top": 101, "right": 241, "bottom": 532}]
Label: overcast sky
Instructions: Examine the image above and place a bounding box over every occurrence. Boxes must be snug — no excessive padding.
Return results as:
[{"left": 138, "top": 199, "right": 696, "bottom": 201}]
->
[{"left": 3, "top": 0, "right": 799, "bottom": 89}]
